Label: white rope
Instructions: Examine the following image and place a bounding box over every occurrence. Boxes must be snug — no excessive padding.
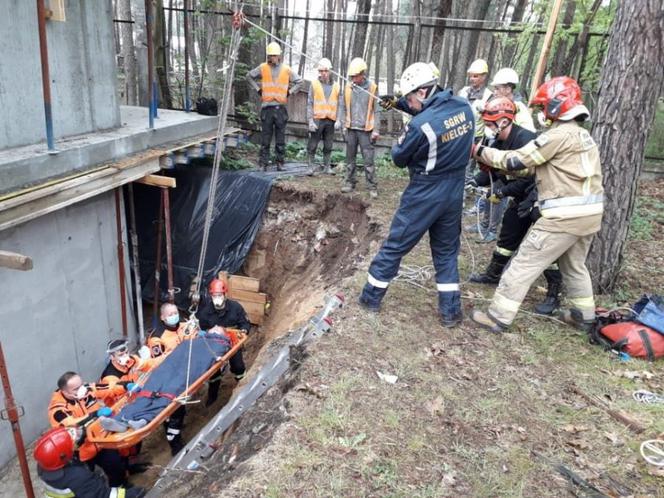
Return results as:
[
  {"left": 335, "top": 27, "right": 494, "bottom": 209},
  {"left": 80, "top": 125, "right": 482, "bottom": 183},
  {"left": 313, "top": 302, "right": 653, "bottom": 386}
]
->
[
  {"left": 641, "top": 440, "right": 664, "bottom": 467},
  {"left": 633, "top": 390, "right": 664, "bottom": 405}
]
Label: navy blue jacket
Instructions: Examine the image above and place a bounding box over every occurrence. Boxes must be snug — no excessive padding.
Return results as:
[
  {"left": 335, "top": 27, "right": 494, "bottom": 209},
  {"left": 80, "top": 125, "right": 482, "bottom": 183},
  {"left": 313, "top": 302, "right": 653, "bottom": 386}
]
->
[{"left": 392, "top": 89, "right": 474, "bottom": 176}]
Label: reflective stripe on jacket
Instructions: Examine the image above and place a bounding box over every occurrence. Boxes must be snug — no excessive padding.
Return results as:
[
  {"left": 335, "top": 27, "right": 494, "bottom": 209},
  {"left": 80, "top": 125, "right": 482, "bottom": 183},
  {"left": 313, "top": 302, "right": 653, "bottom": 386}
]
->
[
  {"left": 312, "top": 80, "right": 340, "bottom": 120},
  {"left": 260, "top": 63, "right": 290, "bottom": 104},
  {"left": 344, "top": 82, "right": 377, "bottom": 131}
]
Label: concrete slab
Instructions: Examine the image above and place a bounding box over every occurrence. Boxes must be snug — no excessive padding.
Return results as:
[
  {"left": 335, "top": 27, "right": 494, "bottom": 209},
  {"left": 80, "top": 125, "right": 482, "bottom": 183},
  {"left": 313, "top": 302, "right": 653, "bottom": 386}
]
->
[{"left": 0, "top": 106, "right": 218, "bottom": 196}]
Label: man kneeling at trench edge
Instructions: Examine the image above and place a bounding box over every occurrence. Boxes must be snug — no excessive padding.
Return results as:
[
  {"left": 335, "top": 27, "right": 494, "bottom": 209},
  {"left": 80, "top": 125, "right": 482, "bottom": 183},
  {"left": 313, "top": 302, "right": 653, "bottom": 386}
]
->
[{"left": 358, "top": 62, "right": 474, "bottom": 327}]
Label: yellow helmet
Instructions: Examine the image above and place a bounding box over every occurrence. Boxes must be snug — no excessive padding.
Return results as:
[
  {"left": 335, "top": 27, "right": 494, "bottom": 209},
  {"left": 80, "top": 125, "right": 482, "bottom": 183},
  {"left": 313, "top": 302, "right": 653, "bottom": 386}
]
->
[
  {"left": 467, "top": 59, "right": 489, "bottom": 75},
  {"left": 348, "top": 57, "right": 367, "bottom": 76},
  {"left": 266, "top": 42, "right": 282, "bottom": 56}
]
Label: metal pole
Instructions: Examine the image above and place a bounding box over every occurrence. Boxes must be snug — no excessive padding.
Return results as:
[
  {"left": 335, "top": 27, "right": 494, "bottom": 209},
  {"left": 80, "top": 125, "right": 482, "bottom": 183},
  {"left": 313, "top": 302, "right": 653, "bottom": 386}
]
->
[
  {"left": 0, "top": 342, "right": 35, "bottom": 498},
  {"left": 152, "top": 193, "right": 164, "bottom": 327},
  {"left": 145, "top": 0, "right": 155, "bottom": 128},
  {"left": 114, "top": 188, "right": 129, "bottom": 337},
  {"left": 36, "top": 0, "right": 55, "bottom": 151},
  {"left": 183, "top": 0, "right": 191, "bottom": 112},
  {"left": 529, "top": 0, "right": 565, "bottom": 100},
  {"left": 162, "top": 188, "right": 175, "bottom": 303},
  {"left": 127, "top": 184, "right": 146, "bottom": 345}
]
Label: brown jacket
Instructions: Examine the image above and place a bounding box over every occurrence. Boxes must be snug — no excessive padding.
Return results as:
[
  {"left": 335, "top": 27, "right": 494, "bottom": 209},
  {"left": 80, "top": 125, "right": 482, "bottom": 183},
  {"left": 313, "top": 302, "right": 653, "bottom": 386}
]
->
[{"left": 479, "top": 120, "right": 603, "bottom": 235}]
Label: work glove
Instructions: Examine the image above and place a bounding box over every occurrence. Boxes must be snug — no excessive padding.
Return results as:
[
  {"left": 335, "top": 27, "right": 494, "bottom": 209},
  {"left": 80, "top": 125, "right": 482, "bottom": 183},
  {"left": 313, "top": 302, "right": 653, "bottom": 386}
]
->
[
  {"left": 198, "top": 330, "right": 207, "bottom": 338},
  {"left": 308, "top": 120, "right": 318, "bottom": 132},
  {"left": 379, "top": 95, "right": 398, "bottom": 110},
  {"left": 126, "top": 383, "right": 141, "bottom": 394},
  {"left": 487, "top": 194, "right": 502, "bottom": 205},
  {"left": 334, "top": 120, "right": 341, "bottom": 131},
  {"left": 138, "top": 345, "right": 151, "bottom": 360},
  {"left": 370, "top": 131, "right": 380, "bottom": 143},
  {"left": 96, "top": 407, "right": 113, "bottom": 418}
]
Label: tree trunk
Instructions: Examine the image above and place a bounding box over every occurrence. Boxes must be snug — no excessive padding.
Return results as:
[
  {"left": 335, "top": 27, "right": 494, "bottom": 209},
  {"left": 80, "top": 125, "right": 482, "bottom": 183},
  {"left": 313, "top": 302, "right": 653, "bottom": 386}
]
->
[
  {"left": 352, "top": 0, "right": 371, "bottom": 58},
  {"left": 154, "top": 0, "right": 172, "bottom": 108},
  {"left": 587, "top": 0, "right": 664, "bottom": 293},
  {"left": 332, "top": 0, "right": 343, "bottom": 71},
  {"left": 431, "top": 0, "right": 453, "bottom": 71},
  {"left": 451, "top": 0, "right": 491, "bottom": 91},
  {"left": 386, "top": 0, "right": 397, "bottom": 132},
  {"left": 565, "top": 0, "right": 603, "bottom": 80},
  {"left": 324, "top": 0, "right": 335, "bottom": 58},
  {"left": 504, "top": 0, "right": 528, "bottom": 67},
  {"left": 298, "top": 0, "right": 310, "bottom": 76},
  {"left": 119, "top": 0, "right": 138, "bottom": 105},
  {"left": 132, "top": 0, "right": 149, "bottom": 106}
]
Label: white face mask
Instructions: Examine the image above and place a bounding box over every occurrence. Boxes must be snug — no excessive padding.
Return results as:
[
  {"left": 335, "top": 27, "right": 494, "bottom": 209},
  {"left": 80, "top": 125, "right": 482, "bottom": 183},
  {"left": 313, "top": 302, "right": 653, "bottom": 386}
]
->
[
  {"left": 484, "top": 126, "right": 496, "bottom": 140},
  {"left": 212, "top": 295, "right": 226, "bottom": 308},
  {"left": 537, "top": 111, "right": 552, "bottom": 128},
  {"left": 115, "top": 354, "right": 130, "bottom": 367},
  {"left": 75, "top": 385, "right": 89, "bottom": 400}
]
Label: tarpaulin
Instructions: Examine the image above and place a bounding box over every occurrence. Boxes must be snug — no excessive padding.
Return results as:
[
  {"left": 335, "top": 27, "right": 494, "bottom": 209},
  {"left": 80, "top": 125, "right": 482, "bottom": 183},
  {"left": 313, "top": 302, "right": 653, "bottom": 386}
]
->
[
  {"left": 114, "top": 335, "right": 231, "bottom": 424},
  {"left": 131, "top": 163, "right": 272, "bottom": 309}
]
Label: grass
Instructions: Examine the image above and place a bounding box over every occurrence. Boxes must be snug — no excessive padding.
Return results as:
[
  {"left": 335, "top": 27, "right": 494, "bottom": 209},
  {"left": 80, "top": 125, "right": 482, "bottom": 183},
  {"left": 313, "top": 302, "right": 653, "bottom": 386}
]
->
[{"left": 629, "top": 196, "right": 664, "bottom": 240}]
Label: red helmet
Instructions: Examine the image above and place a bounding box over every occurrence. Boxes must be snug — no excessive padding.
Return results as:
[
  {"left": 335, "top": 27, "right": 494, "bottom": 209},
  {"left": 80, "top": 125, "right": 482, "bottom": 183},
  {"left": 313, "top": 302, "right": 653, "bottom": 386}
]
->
[
  {"left": 208, "top": 278, "right": 228, "bottom": 295},
  {"left": 34, "top": 427, "right": 74, "bottom": 471},
  {"left": 529, "top": 76, "right": 583, "bottom": 120},
  {"left": 482, "top": 97, "right": 516, "bottom": 123}
]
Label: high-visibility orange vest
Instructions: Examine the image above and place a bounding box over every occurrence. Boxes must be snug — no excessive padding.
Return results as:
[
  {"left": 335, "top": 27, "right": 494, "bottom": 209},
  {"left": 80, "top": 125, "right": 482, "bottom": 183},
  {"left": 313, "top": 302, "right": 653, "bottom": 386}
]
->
[
  {"left": 344, "top": 81, "right": 377, "bottom": 131},
  {"left": 47, "top": 390, "right": 103, "bottom": 462},
  {"left": 312, "top": 80, "right": 340, "bottom": 120},
  {"left": 260, "top": 63, "right": 290, "bottom": 104}
]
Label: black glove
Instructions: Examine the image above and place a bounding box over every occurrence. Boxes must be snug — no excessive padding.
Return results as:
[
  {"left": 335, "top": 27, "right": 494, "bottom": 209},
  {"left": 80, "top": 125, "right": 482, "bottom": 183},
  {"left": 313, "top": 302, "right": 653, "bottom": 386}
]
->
[
  {"left": 379, "top": 95, "right": 398, "bottom": 110},
  {"left": 517, "top": 185, "right": 539, "bottom": 219}
]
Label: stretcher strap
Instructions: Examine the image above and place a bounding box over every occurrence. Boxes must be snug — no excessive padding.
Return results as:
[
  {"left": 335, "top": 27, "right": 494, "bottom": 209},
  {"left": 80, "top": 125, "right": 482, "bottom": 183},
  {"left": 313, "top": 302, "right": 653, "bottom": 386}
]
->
[{"left": 135, "top": 390, "right": 177, "bottom": 401}]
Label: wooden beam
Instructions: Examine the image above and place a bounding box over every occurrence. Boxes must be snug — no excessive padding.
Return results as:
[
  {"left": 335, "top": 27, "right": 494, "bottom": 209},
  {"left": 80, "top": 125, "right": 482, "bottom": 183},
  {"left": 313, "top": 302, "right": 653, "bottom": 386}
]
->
[
  {"left": 0, "top": 250, "right": 33, "bottom": 271},
  {"left": 529, "top": 0, "right": 565, "bottom": 100},
  {"left": 135, "top": 174, "right": 177, "bottom": 188}
]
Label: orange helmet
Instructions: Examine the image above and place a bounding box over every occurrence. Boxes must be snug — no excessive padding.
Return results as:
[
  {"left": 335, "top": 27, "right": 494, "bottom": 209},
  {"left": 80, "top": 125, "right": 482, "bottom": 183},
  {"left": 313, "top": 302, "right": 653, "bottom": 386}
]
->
[
  {"left": 208, "top": 278, "right": 228, "bottom": 295},
  {"left": 34, "top": 427, "right": 75, "bottom": 471},
  {"left": 529, "top": 76, "right": 583, "bottom": 120},
  {"left": 482, "top": 97, "right": 516, "bottom": 123}
]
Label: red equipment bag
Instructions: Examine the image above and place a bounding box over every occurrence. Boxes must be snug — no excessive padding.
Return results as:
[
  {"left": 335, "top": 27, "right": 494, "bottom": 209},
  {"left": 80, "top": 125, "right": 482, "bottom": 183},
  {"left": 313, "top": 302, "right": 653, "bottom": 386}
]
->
[{"left": 598, "top": 322, "right": 664, "bottom": 361}]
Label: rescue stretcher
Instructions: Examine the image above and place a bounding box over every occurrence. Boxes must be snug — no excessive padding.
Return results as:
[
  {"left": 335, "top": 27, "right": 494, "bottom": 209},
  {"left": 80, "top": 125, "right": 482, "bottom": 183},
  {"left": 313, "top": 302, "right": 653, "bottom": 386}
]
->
[{"left": 84, "top": 329, "right": 247, "bottom": 450}]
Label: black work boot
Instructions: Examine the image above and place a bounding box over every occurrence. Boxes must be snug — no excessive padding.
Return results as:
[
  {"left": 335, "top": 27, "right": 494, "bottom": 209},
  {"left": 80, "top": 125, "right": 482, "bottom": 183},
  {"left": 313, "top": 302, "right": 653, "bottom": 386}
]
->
[
  {"left": 558, "top": 307, "right": 595, "bottom": 333},
  {"left": 469, "top": 253, "right": 509, "bottom": 284},
  {"left": 276, "top": 161, "right": 285, "bottom": 171},
  {"left": 441, "top": 312, "right": 463, "bottom": 328},
  {"left": 323, "top": 152, "right": 335, "bottom": 175},
  {"left": 534, "top": 269, "right": 563, "bottom": 315}
]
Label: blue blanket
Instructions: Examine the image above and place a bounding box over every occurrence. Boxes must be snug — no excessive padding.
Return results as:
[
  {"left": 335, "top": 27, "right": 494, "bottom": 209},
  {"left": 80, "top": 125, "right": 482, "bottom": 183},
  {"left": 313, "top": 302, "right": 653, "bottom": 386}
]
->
[{"left": 115, "top": 335, "right": 231, "bottom": 422}]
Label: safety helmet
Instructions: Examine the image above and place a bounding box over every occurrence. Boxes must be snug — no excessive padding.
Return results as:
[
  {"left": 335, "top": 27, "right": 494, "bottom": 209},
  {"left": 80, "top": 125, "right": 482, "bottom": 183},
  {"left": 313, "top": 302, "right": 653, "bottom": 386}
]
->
[
  {"left": 400, "top": 62, "right": 439, "bottom": 95},
  {"left": 208, "top": 278, "right": 228, "bottom": 296},
  {"left": 530, "top": 76, "right": 584, "bottom": 121},
  {"left": 467, "top": 59, "right": 489, "bottom": 75},
  {"left": 481, "top": 96, "right": 516, "bottom": 122},
  {"left": 266, "top": 42, "right": 282, "bottom": 56},
  {"left": 317, "top": 58, "right": 332, "bottom": 71},
  {"left": 348, "top": 58, "right": 367, "bottom": 76},
  {"left": 106, "top": 338, "right": 129, "bottom": 355},
  {"left": 490, "top": 68, "right": 519, "bottom": 87},
  {"left": 34, "top": 427, "right": 75, "bottom": 471}
]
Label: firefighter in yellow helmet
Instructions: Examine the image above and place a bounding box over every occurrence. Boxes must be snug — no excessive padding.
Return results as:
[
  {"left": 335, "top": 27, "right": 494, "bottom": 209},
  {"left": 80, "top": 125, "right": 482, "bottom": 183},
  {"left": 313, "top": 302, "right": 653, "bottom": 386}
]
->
[
  {"left": 338, "top": 57, "right": 381, "bottom": 198},
  {"left": 246, "top": 41, "right": 303, "bottom": 171},
  {"left": 306, "top": 58, "right": 341, "bottom": 176}
]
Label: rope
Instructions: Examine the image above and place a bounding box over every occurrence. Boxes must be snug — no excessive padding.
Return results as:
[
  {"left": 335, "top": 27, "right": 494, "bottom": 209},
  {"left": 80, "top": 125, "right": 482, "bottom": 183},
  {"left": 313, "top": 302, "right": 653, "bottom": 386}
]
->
[
  {"left": 633, "top": 390, "right": 664, "bottom": 405},
  {"left": 641, "top": 439, "right": 664, "bottom": 467}
]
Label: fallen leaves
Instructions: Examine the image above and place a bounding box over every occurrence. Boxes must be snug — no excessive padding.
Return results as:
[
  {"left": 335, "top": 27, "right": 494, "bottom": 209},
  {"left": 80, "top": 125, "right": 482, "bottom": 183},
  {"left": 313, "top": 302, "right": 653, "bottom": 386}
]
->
[
  {"left": 424, "top": 396, "right": 445, "bottom": 417},
  {"left": 616, "top": 370, "right": 655, "bottom": 380}
]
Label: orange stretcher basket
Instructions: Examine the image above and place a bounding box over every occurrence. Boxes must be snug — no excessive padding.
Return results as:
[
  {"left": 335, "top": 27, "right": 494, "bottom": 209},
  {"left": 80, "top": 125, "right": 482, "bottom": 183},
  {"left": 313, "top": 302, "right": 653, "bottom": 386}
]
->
[{"left": 85, "top": 330, "right": 247, "bottom": 450}]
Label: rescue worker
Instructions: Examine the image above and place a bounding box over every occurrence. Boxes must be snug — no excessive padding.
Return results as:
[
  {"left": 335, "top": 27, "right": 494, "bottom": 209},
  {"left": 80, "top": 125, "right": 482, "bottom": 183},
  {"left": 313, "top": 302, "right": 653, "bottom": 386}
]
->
[
  {"left": 471, "top": 76, "right": 603, "bottom": 333},
  {"left": 359, "top": 62, "right": 474, "bottom": 327},
  {"left": 306, "top": 58, "right": 341, "bottom": 176},
  {"left": 246, "top": 41, "right": 303, "bottom": 171},
  {"left": 198, "top": 278, "right": 251, "bottom": 406},
  {"left": 458, "top": 59, "right": 493, "bottom": 185},
  {"left": 35, "top": 426, "right": 145, "bottom": 498},
  {"left": 100, "top": 339, "right": 156, "bottom": 393},
  {"left": 146, "top": 302, "right": 199, "bottom": 358},
  {"left": 338, "top": 57, "right": 381, "bottom": 198},
  {"left": 48, "top": 371, "right": 128, "bottom": 487},
  {"left": 489, "top": 68, "right": 535, "bottom": 132},
  {"left": 468, "top": 97, "right": 563, "bottom": 315}
]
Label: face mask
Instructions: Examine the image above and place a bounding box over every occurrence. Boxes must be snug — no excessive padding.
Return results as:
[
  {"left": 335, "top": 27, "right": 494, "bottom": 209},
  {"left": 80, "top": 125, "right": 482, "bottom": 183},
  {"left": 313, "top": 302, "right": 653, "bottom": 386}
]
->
[
  {"left": 537, "top": 111, "right": 552, "bottom": 128},
  {"left": 165, "top": 314, "right": 180, "bottom": 327},
  {"left": 484, "top": 126, "right": 496, "bottom": 140},
  {"left": 212, "top": 296, "right": 226, "bottom": 309},
  {"left": 115, "top": 354, "right": 130, "bottom": 367},
  {"left": 75, "top": 385, "right": 89, "bottom": 400}
]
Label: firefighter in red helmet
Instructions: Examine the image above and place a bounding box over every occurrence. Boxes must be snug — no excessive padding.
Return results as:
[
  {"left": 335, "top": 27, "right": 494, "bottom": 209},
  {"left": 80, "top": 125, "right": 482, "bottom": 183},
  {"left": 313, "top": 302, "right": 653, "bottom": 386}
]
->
[
  {"left": 471, "top": 76, "right": 602, "bottom": 333},
  {"left": 197, "top": 278, "right": 251, "bottom": 406},
  {"left": 34, "top": 427, "right": 145, "bottom": 497}
]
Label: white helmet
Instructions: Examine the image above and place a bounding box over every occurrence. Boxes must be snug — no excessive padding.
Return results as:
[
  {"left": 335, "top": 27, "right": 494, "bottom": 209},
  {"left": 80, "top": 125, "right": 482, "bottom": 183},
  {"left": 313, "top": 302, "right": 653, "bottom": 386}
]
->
[
  {"left": 317, "top": 58, "right": 332, "bottom": 71},
  {"left": 491, "top": 68, "right": 519, "bottom": 87},
  {"left": 400, "top": 62, "right": 439, "bottom": 95}
]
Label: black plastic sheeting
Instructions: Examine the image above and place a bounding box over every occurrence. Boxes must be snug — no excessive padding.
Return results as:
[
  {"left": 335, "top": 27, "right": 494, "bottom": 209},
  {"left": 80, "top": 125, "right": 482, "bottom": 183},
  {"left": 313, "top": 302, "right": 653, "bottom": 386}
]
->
[{"left": 131, "top": 163, "right": 272, "bottom": 313}]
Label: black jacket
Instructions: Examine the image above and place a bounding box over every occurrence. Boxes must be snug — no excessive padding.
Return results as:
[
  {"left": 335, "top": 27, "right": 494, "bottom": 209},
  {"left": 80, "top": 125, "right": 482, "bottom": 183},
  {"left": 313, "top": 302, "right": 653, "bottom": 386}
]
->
[
  {"left": 38, "top": 462, "right": 143, "bottom": 498},
  {"left": 198, "top": 298, "right": 251, "bottom": 332}
]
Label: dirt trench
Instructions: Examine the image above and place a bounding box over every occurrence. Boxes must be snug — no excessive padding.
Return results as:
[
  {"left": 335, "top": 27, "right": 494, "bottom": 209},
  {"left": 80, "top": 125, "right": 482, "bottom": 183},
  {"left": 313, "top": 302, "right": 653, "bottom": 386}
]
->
[{"left": 134, "top": 182, "right": 378, "bottom": 491}]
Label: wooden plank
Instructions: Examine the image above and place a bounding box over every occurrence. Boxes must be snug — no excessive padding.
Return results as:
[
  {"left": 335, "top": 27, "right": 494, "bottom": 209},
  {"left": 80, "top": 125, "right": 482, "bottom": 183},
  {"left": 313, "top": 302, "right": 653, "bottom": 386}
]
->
[
  {"left": 0, "top": 250, "right": 33, "bottom": 271},
  {"left": 247, "top": 311, "right": 264, "bottom": 325},
  {"left": 228, "top": 288, "right": 267, "bottom": 304},
  {"left": 135, "top": 174, "right": 177, "bottom": 188},
  {"left": 236, "top": 300, "right": 267, "bottom": 317},
  {"left": 228, "top": 275, "right": 260, "bottom": 293}
]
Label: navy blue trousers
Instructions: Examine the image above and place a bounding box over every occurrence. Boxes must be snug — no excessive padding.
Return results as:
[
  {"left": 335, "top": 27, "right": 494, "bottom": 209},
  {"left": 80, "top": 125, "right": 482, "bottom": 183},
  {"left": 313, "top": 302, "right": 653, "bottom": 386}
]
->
[{"left": 361, "top": 172, "right": 464, "bottom": 317}]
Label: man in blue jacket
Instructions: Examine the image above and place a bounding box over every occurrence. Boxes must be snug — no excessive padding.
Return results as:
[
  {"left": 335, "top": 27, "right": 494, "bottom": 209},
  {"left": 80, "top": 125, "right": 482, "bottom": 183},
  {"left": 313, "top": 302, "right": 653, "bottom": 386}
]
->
[{"left": 359, "top": 62, "right": 474, "bottom": 327}]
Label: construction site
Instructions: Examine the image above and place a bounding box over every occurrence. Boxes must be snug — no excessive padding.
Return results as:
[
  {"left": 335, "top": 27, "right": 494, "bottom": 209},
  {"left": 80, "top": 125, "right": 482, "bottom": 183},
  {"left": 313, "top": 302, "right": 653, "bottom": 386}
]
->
[{"left": 1, "top": 1, "right": 663, "bottom": 497}]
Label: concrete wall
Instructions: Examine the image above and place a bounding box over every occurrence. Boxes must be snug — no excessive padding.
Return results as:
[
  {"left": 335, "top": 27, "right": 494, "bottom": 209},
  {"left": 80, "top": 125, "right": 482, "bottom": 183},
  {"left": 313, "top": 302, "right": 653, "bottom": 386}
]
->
[
  {"left": 0, "top": 190, "right": 135, "bottom": 469},
  {"left": 0, "top": 0, "right": 120, "bottom": 150}
]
